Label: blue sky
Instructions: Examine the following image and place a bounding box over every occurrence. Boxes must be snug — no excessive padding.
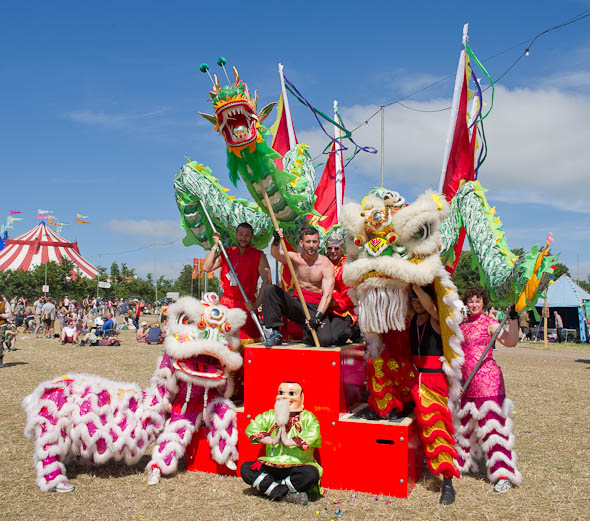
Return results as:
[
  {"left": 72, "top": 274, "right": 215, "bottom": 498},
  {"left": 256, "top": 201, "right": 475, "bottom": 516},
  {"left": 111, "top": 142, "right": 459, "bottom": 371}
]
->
[{"left": 1, "top": 1, "right": 589, "bottom": 281}]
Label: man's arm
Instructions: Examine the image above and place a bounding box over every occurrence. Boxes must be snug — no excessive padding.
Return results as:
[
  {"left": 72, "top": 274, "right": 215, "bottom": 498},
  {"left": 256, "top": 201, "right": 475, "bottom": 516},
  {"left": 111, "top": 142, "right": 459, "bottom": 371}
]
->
[
  {"left": 317, "top": 261, "right": 335, "bottom": 315},
  {"left": 202, "top": 232, "right": 222, "bottom": 272},
  {"left": 252, "top": 254, "right": 272, "bottom": 310}
]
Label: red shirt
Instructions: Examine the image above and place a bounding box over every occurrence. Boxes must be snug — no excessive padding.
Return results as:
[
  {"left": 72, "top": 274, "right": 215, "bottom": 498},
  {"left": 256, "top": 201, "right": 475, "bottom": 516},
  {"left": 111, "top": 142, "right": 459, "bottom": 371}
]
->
[
  {"left": 220, "top": 246, "right": 263, "bottom": 303},
  {"left": 331, "top": 255, "right": 357, "bottom": 324}
]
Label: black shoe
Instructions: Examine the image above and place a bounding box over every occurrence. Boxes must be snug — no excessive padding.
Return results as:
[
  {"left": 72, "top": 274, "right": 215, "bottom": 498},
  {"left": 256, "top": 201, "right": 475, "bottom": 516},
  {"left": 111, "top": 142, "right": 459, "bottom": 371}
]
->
[
  {"left": 440, "top": 478, "right": 455, "bottom": 505},
  {"left": 264, "top": 330, "right": 282, "bottom": 347}
]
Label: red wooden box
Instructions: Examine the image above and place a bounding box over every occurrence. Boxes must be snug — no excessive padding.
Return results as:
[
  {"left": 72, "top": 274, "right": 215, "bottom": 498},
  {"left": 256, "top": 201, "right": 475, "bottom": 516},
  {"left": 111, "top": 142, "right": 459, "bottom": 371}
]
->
[{"left": 185, "top": 343, "right": 423, "bottom": 497}]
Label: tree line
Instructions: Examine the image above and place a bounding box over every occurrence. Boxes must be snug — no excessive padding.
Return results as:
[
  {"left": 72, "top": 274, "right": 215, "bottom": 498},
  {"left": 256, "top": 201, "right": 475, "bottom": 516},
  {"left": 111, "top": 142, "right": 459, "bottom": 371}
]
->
[{"left": 0, "top": 261, "right": 220, "bottom": 302}]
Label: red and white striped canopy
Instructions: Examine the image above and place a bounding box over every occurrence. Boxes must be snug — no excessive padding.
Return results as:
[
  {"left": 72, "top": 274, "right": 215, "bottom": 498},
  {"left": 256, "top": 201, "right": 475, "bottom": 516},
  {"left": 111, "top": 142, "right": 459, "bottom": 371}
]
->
[{"left": 0, "top": 222, "right": 98, "bottom": 278}]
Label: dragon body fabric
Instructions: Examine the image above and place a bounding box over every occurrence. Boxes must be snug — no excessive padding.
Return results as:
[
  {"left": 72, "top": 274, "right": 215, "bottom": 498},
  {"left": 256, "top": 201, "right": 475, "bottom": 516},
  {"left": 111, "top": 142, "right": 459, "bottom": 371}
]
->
[
  {"left": 341, "top": 183, "right": 553, "bottom": 480},
  {"left": 22, "top": 295, "right": 246, "bottom": 492},
  {"left": 174, "top": 68, "right": 316, "bottom": 250}
]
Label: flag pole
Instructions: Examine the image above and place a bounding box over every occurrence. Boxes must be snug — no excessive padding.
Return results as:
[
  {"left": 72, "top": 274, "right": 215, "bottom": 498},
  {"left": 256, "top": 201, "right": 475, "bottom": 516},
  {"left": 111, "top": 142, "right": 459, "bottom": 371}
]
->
[
  {"left": 334, "top": 100, "right": 344, "bottom": 222},
  {"left": 439, "top": 23, "right": 469, "bottom": 192},
  {"left": 380, "top": 105, "right": 385, "bottom": 187}
]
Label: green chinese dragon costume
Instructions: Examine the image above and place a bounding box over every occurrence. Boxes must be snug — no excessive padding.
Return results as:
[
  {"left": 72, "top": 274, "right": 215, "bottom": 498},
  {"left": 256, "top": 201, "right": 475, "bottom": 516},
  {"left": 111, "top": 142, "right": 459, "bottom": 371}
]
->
[{"left": 174, "top": 66, "right": 317, "bottom": 250}]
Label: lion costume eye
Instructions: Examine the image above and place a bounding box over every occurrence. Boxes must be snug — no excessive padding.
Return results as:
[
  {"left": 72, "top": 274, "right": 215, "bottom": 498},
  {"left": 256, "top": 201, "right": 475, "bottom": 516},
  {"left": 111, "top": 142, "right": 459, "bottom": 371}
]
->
[
  {"left": 177, "top": 313, "right": 193, "bottom": 325},
  {"left": 412, "top": 223, "right": 431, "bottom": 241}
]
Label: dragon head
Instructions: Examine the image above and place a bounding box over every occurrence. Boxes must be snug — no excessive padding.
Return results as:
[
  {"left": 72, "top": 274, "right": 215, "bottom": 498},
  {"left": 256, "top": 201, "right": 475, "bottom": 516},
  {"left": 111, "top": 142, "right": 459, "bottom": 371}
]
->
[
  {"left": 341, "top": 188, "right": 449, "bottom": 333},
  {"left": 199, "top": 67, "right": 276, "bottom": 154},
  {"left": 164, "top": 294, "right": 246, "bottom": 389}
]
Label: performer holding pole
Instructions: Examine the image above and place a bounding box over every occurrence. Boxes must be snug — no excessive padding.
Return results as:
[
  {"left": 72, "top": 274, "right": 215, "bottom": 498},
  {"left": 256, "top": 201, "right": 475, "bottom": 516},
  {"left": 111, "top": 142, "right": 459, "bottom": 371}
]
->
[
  {"left": 455, "top": 285, "right": 521, "bottom": 494},
  {"left": 200, "top": 206, "right": 270, "bottom": 344}
]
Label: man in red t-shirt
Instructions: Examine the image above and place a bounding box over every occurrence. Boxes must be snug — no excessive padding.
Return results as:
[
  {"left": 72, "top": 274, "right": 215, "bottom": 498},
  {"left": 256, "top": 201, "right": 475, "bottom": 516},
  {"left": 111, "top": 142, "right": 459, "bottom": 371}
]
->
[{"left": 202, "top": 222, "right": 271, "bottom": 344}]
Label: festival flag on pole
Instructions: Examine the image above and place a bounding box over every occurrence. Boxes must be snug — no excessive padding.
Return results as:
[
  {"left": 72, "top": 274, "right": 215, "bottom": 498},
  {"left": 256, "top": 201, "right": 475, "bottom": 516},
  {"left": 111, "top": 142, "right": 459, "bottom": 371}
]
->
[
  {"left": 76, "top": 218, "right": 90, "bottom": 224},
  {"left": 76, "top": 213, "right": 89, "bottom": 219},
  {"left": 308, "top": 101, "right": 345, "bottom": 231},
  {"left": 9, "top": 210, "right": 22, "bottom": 215},
  {"left": 207, "top": 270, "right": 215, "bottom": 279},
  {"left": 270, "top": 63, "right": 298, "bottom": 170},
  {"left": 38, "top": 209, "right": 52, "bottom": 214},
  {"left": 192, "top": 258, "right": 200, "bottom": 279},
  {"left": 438, "top": 24, "right": 477, "bottom": 274},
  {"left": 48, "top": 219, "right": 59, "bottom": 225},
  {"left": 438, "top": 24, "right": 475, "bottom": 201},
  {"left": 37, "top": 214, "right": 49, "bottom": 220}
]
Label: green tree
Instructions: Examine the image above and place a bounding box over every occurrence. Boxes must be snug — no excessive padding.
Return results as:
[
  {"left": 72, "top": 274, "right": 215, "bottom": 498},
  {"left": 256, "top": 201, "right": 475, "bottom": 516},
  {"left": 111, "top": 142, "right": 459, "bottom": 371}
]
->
[
  {"left": 451, "top": 251, "right": 481, "bottom": 297},
  {"left": 552, "top": 262, "right": 569, "bottom": 280}
]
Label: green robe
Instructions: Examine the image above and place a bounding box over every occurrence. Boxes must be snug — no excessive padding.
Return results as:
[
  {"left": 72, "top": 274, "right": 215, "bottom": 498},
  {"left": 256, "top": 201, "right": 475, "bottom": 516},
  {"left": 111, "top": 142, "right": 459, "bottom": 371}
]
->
[{"left": 245, "top": 409, "right": 322, "bottom": 476}]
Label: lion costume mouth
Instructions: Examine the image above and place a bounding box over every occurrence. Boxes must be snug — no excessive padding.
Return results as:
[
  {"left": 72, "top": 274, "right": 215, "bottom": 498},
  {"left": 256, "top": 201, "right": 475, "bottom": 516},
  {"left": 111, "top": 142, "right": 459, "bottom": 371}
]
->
[{"left": 174, "top": 354, "right": 226, "bottom": 380}]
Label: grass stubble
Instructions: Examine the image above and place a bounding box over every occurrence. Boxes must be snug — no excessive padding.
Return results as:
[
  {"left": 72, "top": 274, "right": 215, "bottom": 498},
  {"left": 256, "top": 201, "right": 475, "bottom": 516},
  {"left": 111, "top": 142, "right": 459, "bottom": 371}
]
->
[{"left": 1, "top": 329, "right": 588, "bottom": 521}]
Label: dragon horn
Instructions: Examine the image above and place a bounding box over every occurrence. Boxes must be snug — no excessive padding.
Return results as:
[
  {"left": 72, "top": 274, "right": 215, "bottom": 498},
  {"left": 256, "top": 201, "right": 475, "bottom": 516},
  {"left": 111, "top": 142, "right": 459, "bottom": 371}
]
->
[
  {"left": 233, "top": 66, "right": 240, "bottom": 83},
  {"left": 213, "top": 74, "right": 221, "bottom": 92}
]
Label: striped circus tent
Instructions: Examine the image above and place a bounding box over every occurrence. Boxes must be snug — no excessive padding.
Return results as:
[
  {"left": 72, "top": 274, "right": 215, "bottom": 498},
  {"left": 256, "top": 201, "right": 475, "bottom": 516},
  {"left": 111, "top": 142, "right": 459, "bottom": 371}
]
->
[{"left": 0, "top": 222, "right": 98, "bottom": 278}]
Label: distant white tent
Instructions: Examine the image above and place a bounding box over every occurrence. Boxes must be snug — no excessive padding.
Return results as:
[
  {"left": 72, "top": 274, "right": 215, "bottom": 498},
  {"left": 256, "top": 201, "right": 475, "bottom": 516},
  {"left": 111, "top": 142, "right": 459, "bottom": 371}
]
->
[
  {"left": 535, "top": 274, "right": 590, "bottom": 343},
  {"left": 0, "top": 222, "right": 98, "bottom": 278}
]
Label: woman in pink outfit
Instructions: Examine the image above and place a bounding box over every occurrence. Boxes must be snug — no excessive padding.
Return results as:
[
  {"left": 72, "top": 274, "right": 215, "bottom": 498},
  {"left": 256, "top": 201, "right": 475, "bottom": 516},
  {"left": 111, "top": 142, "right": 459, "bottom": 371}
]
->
[{"left": 456, "top": 285, "right": 522, "bottom": 493}]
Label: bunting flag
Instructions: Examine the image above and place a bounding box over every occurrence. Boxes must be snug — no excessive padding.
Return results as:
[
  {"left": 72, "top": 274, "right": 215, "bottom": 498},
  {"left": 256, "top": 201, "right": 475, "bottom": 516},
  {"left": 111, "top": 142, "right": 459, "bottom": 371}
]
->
[
  {"left": 307, "top": 101, "right": 345, "bottom": 231},
  {"left": 192, "top": 258, "right": 200, "bottom": 279},
  {"left": 76, "top": 218, "right": 90, "bottom": 224},
  {"left": 9, "top": 210, "right": 22, "bottom": 215},
  {"left": 270, "top": 63, "right": 298, "bottom": 169},
  {"left": 76, "top": 213, "right": 89, "bottom": 219}
]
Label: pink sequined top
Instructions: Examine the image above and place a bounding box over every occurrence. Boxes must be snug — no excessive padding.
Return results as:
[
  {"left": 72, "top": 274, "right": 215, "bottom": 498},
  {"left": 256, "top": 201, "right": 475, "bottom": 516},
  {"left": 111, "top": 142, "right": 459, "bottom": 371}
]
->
[{"left": 460, "top": 313, "right": 506, "bottom": 399}]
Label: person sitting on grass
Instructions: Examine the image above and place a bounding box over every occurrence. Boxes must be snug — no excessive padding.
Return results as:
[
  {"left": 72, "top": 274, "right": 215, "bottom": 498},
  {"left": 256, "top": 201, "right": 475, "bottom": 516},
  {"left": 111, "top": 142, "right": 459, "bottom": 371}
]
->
[
  {"left": 4, "top": 322, "right": 17, "bottom": 352},
  {"left": 23, "top": 308, "right": 36, "bottom": 332},
  {"left": 136, "top": 321, "right": 149, "bottom": 343},
  {"left": 146, "top": 322, "right": 164, "bottom": 345},
  {"left": 60, "top": 320, "right": 79, "bottom": 345}
]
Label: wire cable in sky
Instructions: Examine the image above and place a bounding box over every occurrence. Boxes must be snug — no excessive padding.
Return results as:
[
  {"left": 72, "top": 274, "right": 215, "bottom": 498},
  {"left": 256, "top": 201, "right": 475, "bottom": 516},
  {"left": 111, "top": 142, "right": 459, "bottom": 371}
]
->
[{"left": 347, "top": 9, "right": 590, "bottom": 132}]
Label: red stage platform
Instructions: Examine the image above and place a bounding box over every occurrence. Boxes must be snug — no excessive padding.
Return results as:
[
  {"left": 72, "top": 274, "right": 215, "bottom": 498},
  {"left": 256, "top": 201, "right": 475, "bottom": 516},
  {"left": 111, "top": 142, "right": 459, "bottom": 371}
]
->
[{"left": 186, "top": 343, "right": 424, "bottom": 497}]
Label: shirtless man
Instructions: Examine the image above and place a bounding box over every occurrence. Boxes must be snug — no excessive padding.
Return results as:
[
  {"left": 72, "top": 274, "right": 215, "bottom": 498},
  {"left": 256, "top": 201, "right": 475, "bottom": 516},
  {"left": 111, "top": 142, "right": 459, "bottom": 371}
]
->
[{"left": 262, "top": 227, "right": 335, "bottom": 347}]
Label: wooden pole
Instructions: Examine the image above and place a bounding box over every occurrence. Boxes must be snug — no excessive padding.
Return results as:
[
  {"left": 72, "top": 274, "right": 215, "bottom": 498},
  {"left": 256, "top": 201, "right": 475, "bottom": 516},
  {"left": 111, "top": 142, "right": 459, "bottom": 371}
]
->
[
  {"left": 543, "top": 297, "right": 548, "bottom": 350},
  {"left": 261, "top": 190, "right": 320, "bottom": 348}
]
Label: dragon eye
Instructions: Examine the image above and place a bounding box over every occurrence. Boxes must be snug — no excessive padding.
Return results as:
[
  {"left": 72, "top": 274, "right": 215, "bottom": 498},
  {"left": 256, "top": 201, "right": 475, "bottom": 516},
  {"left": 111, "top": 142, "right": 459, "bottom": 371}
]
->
[
  {"left": 412, "top": 224, "right": 431, "bottom": 241},
  {"left": 210, "top": 307, "right": 222, "bottom": 319}
]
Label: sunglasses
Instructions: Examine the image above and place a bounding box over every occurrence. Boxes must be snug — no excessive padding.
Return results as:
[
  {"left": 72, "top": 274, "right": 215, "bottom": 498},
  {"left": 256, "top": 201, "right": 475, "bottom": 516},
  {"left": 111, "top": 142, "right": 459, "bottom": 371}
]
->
[{"left": 326, "top": 246, "right": 341, "bottom": 251}]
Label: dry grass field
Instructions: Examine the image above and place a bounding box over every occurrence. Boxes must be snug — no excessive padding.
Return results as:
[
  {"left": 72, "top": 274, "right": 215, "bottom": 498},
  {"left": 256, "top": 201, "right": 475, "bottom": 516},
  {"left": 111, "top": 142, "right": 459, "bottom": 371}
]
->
[{"left": 1, "top": 326, "right": 589, "bottom": 521}]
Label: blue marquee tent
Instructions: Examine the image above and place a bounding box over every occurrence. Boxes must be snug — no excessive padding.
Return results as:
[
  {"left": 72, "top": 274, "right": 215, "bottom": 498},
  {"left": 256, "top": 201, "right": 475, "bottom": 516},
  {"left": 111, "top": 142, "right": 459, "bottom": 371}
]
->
[{"left": 535, "top": 274, "right": 590, "bottom": 343}]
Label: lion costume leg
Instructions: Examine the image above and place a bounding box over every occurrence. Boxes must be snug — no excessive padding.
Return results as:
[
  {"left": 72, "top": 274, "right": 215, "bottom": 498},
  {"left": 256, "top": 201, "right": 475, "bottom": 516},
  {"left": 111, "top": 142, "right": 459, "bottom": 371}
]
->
[{"left": 206, "top": 397, "right": 238, "bottom": 470}]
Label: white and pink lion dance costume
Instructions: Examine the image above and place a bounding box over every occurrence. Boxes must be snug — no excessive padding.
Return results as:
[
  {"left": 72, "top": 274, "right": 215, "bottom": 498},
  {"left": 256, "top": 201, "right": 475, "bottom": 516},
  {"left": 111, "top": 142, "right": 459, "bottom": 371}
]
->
[{"left": 22, "top": 294, "right": 245, "bottom": 492}]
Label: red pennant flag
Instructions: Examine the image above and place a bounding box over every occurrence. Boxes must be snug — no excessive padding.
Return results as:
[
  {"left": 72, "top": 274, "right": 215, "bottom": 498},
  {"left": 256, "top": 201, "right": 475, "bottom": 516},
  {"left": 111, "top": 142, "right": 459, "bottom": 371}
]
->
[{"left": 192, "top": 258, "right": 200, "bottom": 280}]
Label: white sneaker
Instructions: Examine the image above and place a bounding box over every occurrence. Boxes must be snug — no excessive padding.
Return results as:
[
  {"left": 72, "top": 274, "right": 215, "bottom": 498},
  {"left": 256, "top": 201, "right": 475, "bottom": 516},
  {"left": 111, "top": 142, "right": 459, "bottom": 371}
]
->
[
  {"left": 148, "top": 467, "right": 161, "bottom": 485},
  {"left": 493, "top": 478, "right": 512, "bottom": 493},
  {"left": 54, "top": 481, "right": 75, "bottom": 493}
]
